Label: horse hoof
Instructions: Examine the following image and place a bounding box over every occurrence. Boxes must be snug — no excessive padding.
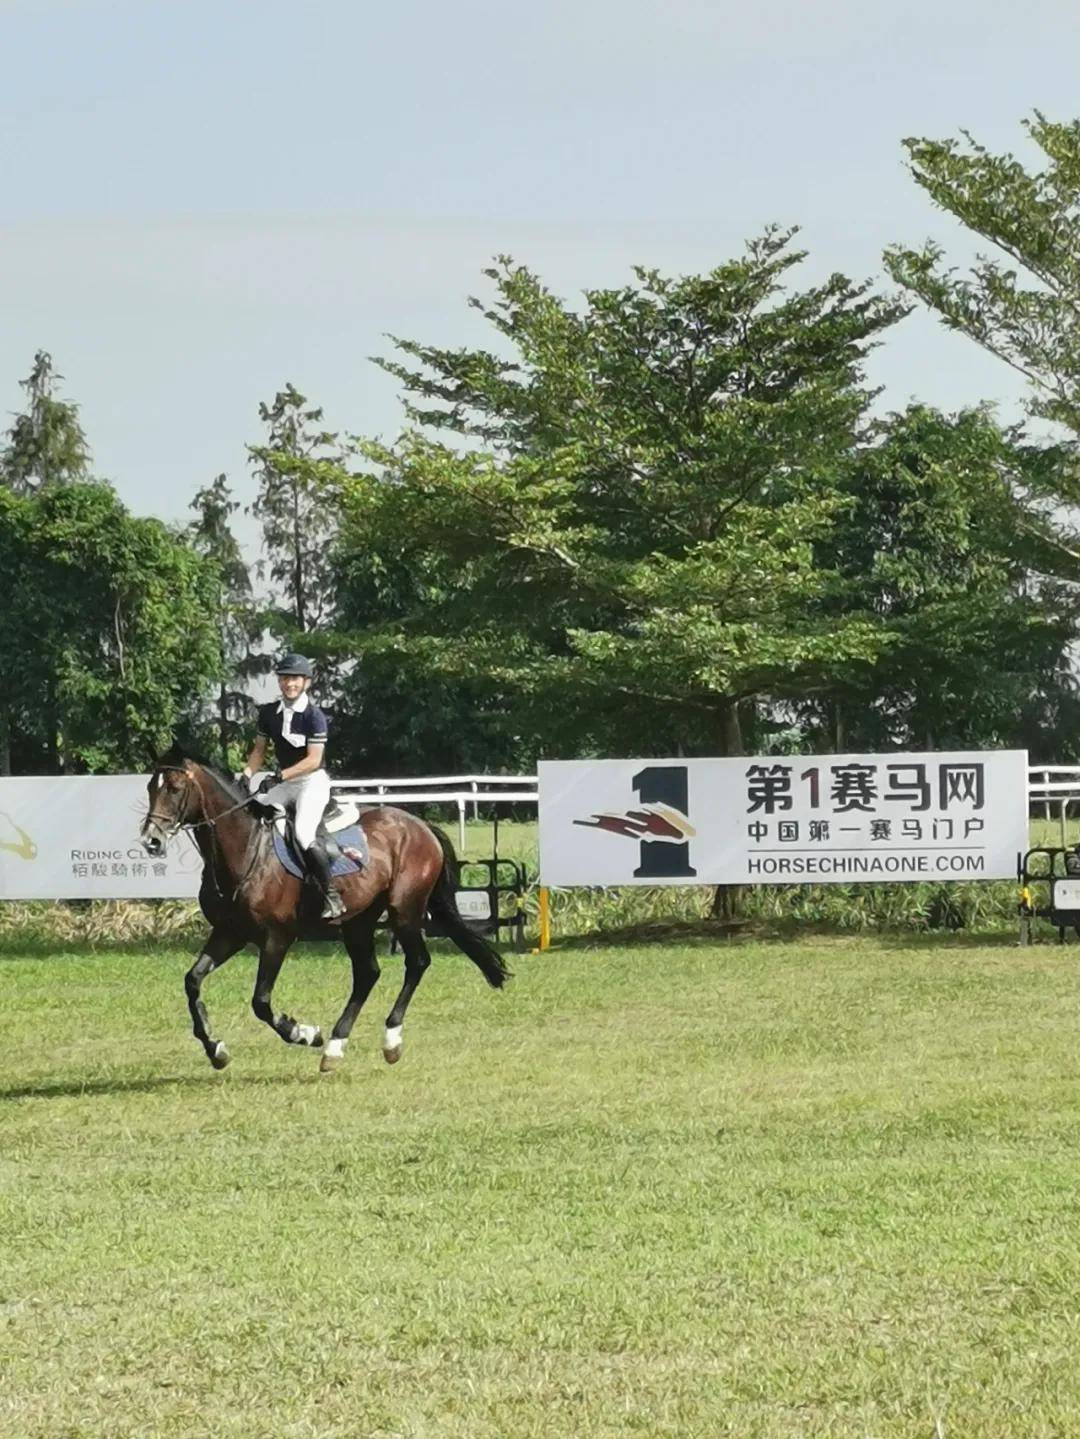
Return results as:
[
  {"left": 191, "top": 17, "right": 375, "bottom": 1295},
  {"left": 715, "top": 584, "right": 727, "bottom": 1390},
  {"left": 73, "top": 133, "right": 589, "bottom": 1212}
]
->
[
  {"left": 382, "top": 1025, "right": 403, "bottom": 1064},
  {"left": 319, "top": 1052, "right": 341, "bottom": 1074},
  {"left": 294, "top": 1023, "right": 323, "bottom": 1047},
  {"left": 209, "top": 1043, "right": 231, "bottom": 1070}
]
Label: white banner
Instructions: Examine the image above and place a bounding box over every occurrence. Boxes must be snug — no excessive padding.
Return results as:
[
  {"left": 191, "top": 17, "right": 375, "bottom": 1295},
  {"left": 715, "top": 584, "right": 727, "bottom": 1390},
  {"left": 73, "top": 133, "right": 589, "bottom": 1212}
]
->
[
  {"left": 538, "top": 751, "right": 1029, "bottom": 887},
  {"left": 0, "top": 776, "right": 201, "bottom": 900}
]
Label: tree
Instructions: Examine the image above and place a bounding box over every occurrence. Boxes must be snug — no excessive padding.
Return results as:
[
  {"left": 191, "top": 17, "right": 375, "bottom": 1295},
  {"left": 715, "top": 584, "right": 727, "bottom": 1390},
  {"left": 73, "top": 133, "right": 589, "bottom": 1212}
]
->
[
  {"left": 1, "top": 351, "right": 92, "bottom": 496},
  {"left": 249, "top": 385, "right": 340, "bottom": 641},
  {"left": 804, "top": 404, "right": 1080, "bottom": 752},
  {"left": 188, "top": 475, "right": 267, "bottom": 766},
  {"left": 328, "top": 235, "right": 907, "bottom": 765},
  {"left": 327, "top": 539, "right": 528, "bottom": 776},
  {"left": 882, "top": 117, "right": 1080, "bottom": 757},
  {"left": 885, "top": 115, "right": 1080, "bottom": 492},
  {"left": 0, "top": 483, "right": 223, "bottom": 774}
]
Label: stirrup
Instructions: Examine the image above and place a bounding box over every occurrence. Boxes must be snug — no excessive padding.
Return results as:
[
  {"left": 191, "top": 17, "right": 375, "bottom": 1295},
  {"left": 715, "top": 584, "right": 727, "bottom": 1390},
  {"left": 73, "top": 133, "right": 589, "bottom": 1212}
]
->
[{"left": 321, "top": 888, "right": 346, "bottom": 920}]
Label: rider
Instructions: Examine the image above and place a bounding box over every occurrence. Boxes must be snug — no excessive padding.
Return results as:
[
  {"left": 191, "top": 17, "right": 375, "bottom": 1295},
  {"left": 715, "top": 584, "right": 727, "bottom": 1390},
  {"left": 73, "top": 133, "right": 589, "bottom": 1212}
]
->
[{"left": 242, "top": 652, "right": 346, "bottom": 920}]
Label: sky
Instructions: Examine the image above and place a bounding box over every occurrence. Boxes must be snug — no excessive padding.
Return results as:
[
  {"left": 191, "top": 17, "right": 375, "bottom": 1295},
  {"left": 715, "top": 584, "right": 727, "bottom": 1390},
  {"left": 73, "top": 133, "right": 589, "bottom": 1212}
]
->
[{"left": 3, "top": 0, "right": 1079, "bottom": 559}]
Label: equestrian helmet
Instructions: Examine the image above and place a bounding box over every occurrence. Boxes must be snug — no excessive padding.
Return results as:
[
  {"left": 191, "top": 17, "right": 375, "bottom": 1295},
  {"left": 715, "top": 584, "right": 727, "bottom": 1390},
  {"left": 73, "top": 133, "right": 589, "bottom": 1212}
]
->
[{"left": 274, "top": 651, "right": 315, "bottom": 678}]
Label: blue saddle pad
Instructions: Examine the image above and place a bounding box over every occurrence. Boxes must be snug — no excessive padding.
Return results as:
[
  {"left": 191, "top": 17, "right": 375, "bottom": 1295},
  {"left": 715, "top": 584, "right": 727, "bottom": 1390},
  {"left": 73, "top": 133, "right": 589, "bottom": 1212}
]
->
[{"left": 272, "top": 823, "right": 368, "bottom": 880}]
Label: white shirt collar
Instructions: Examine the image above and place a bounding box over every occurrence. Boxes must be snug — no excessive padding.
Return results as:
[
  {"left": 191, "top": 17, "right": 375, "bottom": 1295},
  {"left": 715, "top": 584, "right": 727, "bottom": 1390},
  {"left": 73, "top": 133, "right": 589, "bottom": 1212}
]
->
[{"left": 277, "top": 692, "right": 310, "bottom": 715}]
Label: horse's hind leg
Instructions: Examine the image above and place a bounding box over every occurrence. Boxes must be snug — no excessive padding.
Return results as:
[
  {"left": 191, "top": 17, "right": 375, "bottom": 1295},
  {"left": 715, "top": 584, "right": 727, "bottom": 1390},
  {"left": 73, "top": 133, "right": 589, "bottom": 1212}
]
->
[
  {"left": 320, "top": 908, "right": 383, "bottom": 1073},
  {"left": 251, "top": 928, "right": 323, "bottom": 1049},
  {"left": 185, "top": 927, "right": 246, "bottom": 1070},
  {"left": 382, "top": 904, "right": 432, "bottom": 1065}
]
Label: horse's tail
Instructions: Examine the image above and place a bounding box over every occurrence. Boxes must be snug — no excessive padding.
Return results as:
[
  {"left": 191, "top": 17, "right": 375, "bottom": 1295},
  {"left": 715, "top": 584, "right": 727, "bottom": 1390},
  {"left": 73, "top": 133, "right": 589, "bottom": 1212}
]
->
[{"left": 426, "top": 824, "right": 512, "bottom": 988}]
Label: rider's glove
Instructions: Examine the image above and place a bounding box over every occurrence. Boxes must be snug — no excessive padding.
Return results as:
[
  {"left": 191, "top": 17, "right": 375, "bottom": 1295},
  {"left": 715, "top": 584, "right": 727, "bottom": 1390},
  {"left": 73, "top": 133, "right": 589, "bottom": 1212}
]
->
[{"left": 257, "top": 772, "right": 281, "bottom": 795}]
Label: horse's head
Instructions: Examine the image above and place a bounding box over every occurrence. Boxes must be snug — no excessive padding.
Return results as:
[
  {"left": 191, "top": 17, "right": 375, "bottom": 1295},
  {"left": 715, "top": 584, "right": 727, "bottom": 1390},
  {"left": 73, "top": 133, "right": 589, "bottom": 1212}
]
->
[{"left": 141, "top": 748, "right": 208, "bottom": 857}]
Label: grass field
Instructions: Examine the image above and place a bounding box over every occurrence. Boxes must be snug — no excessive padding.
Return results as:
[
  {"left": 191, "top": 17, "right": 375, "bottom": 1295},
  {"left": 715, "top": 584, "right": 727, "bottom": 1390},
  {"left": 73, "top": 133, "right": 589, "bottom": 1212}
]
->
[{"left": 5, "top": 930, "right": 1080, "bottom": 1437}]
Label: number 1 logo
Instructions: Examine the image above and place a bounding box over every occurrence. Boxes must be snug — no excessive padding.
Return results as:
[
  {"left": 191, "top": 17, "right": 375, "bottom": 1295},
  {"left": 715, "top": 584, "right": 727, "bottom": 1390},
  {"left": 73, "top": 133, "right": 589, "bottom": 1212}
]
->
[{"left": 632, "top": 767, "right": 696, "bottom": 878}]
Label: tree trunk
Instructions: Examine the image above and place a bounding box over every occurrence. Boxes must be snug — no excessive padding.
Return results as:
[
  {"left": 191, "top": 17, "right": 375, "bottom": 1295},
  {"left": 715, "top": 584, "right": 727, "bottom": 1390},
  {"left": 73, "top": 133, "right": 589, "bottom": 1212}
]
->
[
  {"left": 0, "top": 709, "right": 10, "bottom": 776},
  {"left": 218, "top": 684, "right": 230, "bottom": 767},
  {"left": 710, "top": 696, "right": 745, "bottom": 922},
  {"left": 45, "top": 683, "right": 62, "bottom": 774},
  {"left": 834, "top": 700, "right": 846, "bottom": 754},
  {"left": 292, "top": 481, "right": 307, "bottom": 632}
]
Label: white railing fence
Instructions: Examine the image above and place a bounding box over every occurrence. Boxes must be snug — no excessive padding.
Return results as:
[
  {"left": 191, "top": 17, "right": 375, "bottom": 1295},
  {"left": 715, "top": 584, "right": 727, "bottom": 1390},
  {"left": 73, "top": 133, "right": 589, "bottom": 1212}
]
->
[
  {"left": 1027, "top": 767, "right": 1080, "bottom": 845},
  {"left": 332, "top": 774, "right": 539, "bottom": 851}
]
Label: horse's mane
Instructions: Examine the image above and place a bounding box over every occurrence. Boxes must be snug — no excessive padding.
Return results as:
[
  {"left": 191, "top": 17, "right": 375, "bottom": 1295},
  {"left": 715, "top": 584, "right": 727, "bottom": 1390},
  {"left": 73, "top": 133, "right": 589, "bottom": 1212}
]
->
[{"left": 159, "top": 740, "right": 248, "bottom": 807}]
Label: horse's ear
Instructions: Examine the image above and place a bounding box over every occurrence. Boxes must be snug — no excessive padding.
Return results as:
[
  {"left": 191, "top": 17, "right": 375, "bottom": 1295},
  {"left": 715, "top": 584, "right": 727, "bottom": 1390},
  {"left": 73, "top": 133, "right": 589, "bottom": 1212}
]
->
[{"left": 160, "top": 735, "right": 184, "bottom": 766}]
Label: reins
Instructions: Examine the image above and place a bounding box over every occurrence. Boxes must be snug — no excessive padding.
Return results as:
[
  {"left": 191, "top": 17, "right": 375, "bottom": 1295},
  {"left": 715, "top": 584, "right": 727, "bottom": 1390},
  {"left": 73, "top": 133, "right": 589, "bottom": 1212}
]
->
[
  {"left": 149, "top": 763, "right": 270, "bottom": 904},
  {"left": 149, "top": 765, "right": 258, "bottom": 836}
]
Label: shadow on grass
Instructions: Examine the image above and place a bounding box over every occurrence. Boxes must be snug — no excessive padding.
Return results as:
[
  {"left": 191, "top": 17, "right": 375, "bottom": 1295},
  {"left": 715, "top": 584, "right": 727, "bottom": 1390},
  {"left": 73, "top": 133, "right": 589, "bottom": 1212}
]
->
[
  {"left": 548, "top": 918, "right": 1028, "bottom": 953},
  {"left": 873, "top": 928, "right": 1069, "bottom": 952},
  {"left": 552, "top": 918, "right": 754, "bottom": 951},
  {"left": 0, "top": 1071, "right": 307, "bottom": 1102}
]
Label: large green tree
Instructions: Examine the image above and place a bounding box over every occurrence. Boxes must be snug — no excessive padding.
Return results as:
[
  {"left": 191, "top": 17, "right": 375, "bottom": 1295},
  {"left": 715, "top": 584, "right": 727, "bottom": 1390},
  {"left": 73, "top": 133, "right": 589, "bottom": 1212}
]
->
[
  {"left": 326, "top": 539, "right": 528, "bottom": 777},
  {"left": 0, "top": 484, "right": 223, "bottom": 774},
  {"left": 882, "top": 115, "right": 1080, "bottom": 758},
  {"left": 1, "top": 353, "right": 96, "bottom": 770},
  {"left": 1, "top": 351, "right": 92, "bottom": 496},
  {"left": 804, "top": 404, "right": 1080, "bottom": 755},
  {"left": 326, "top": 234, "right": 907, "bottom": 762}
]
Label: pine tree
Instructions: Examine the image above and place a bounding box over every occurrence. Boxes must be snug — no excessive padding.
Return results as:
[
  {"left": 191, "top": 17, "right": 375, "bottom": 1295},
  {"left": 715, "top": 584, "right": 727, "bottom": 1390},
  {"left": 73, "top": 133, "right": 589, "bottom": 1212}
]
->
[
  {"left": 249, "top": 385, "right": 340, "bottom": 638},
  {"left": 2, "top": 351, "right": 92, "bottom": 495},
  {"left": 188, "top": 476, "right": 266, "bottom": 765}
]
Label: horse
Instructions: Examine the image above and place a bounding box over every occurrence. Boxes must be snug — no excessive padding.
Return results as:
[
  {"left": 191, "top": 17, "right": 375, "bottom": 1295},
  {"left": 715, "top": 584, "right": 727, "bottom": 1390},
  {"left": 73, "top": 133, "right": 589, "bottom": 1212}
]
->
[{"left": 139, "top": 743, "right": 510, "bottom": 1073}]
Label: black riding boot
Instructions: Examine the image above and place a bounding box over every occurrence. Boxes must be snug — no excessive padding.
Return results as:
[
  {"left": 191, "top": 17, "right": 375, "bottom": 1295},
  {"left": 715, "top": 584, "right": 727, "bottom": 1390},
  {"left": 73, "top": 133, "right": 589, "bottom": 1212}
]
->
[{"left": 305, "top": 840, "right": 346, "bottom": 920}]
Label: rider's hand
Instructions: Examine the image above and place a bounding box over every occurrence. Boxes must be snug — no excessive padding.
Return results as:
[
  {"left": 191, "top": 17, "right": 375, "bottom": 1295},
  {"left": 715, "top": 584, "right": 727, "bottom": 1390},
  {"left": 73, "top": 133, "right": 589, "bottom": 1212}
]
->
[{"left": 257, "top": 773, "right": 281, "bottom": 795}]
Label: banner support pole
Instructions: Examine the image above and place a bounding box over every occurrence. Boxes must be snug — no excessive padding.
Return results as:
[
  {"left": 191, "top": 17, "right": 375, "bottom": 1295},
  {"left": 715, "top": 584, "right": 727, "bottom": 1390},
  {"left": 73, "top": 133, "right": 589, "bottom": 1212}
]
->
[{"left": 538, "top": 886, "right": 551, "bottom": 951}]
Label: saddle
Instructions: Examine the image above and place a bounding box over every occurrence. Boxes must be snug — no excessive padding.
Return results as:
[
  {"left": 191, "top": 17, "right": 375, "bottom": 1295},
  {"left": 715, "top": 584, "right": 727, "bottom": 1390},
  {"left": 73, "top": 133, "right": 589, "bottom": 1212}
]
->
[{"left": 268, "top": 797, "right": 370, "bottom": 880}]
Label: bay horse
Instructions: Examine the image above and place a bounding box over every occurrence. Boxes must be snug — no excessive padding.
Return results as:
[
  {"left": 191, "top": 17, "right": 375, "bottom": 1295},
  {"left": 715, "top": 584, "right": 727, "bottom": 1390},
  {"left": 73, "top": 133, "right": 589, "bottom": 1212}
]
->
[{"left": 140, "top": 744, "right": 509, "bottom": 1072}]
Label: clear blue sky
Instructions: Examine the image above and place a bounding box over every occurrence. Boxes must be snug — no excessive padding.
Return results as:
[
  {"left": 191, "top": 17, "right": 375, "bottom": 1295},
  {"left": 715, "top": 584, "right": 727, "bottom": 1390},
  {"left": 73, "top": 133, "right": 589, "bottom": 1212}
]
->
[{"left": 2, "top": 0, "right": 1078, "bottom": 555}]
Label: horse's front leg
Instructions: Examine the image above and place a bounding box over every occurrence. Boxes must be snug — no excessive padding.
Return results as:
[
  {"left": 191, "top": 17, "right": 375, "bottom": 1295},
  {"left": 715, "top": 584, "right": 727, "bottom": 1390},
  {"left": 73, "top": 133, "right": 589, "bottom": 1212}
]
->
[
  {"left": 251, "top": 928, "right": 323, "bottom": 1048},
  {"left": 320, "top": 910, "right": 382, "bottom": 1073},
  {"left": 381, "top": 907, "right": 433, "bottom": 1065},
  {"left": 185, "top": 927, "right": 246, "bottom": 1070}
]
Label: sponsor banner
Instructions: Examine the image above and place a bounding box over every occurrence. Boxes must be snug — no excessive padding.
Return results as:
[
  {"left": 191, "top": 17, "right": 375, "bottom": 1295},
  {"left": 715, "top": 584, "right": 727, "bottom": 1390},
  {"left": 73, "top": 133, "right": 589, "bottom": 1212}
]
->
[
  {"left": 538, "top": 751, "right": 1028, "bottom": 887},
  {"left": 0, "top": 775, "right": 201, "bottom": 900}
]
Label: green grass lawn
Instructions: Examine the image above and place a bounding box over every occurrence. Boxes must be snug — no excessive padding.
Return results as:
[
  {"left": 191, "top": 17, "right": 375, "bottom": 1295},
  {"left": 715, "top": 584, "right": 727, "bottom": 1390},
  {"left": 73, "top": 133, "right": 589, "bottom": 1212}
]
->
[{"left": 4, "top": 932, "right": 1080, "bottom": 1437}]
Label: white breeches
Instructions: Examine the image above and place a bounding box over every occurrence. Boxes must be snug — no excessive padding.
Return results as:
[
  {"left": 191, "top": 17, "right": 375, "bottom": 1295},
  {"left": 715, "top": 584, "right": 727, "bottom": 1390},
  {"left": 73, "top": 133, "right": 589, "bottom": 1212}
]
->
[{"left": 261, "top": 768, "right": 331, "bottom": 850}]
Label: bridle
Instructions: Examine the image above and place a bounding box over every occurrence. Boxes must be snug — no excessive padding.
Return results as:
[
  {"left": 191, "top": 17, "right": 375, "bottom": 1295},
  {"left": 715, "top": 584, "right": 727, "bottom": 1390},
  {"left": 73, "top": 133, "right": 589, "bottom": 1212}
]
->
[
  {"left": 146, "top": 764, "right": 258, "bottom": 837},
  {"left": 147, "top": 763, "right": 266, "bottom": 904}
]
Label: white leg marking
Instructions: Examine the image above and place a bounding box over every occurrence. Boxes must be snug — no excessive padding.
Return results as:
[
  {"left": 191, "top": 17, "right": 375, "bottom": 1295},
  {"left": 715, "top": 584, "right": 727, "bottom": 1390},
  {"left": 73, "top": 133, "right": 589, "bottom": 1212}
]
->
[
  {"left": 325, "top": 1037, "right": 347, "bottom": 1060},
  {"left": 295, "top": 1023, "right": 321, "bottom": 1045},
  {"left": 384, "top": 1024, "right": 403, "bottom": 1053}
]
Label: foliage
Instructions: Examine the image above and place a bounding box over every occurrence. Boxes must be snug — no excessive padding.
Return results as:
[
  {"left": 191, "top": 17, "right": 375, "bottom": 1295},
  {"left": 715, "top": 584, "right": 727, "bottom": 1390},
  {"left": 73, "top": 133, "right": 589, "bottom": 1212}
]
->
[
  {"left": 802, "top": 404, "right": 1080, "bottom": 752},
  {"left": 329, "top": 234, "right": 908, "bottom": 760},
  {"left": 188, "top": 475, "right": 267, "bottom": 765},
  {"left": 326, "top": 543, "right": 534, "bottom": 776},
  {"left": 0, "top": 483, "right": 224, "bottom": 772},
  {"left": 886, "top": 113, "right": 1080, "bottom": 484},
  {"left": 249, "top": 384, "right": 341, "bottom": 646},
  {"left": 0, "top": 350, "right": 92, "bottom": 497}
]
